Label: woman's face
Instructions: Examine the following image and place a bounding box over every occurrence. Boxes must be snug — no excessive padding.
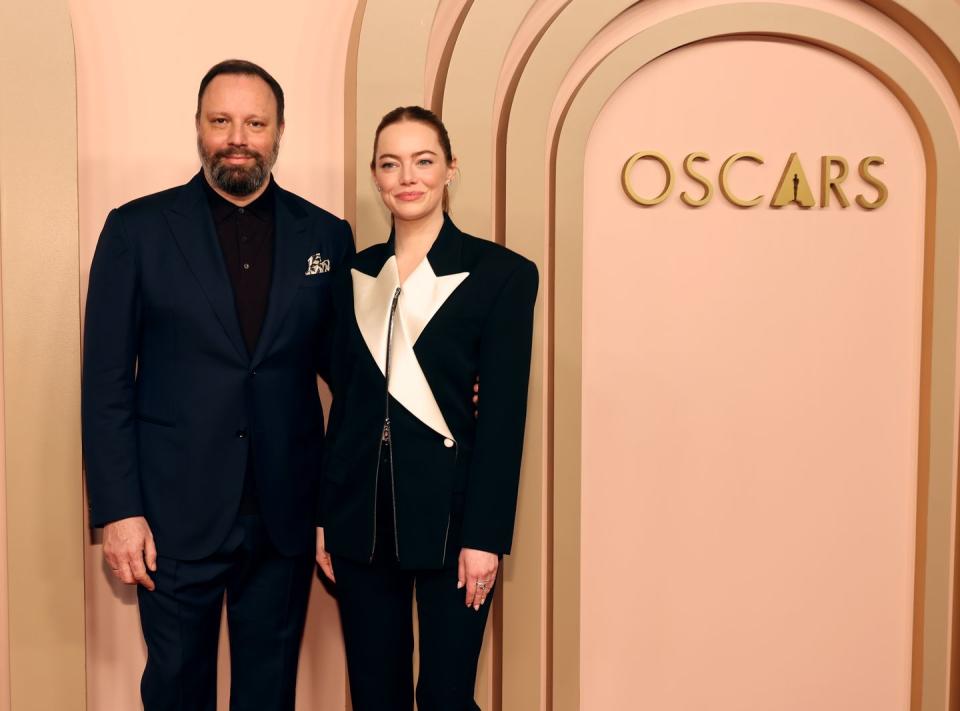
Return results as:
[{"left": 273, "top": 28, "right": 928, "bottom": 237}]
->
[{"left": 372, "top": 120, "right": 456, "bottom": 225}]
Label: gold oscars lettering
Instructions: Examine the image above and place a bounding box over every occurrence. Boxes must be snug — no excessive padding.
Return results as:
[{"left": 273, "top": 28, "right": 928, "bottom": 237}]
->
[{"left": 621, "top": 152, "right": 888, "bottom": 209}]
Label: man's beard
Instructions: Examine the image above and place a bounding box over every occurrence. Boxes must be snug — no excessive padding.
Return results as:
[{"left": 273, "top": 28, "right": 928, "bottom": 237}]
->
[{"left": 198, "top": 136, "right": 280, "bottom": 197}]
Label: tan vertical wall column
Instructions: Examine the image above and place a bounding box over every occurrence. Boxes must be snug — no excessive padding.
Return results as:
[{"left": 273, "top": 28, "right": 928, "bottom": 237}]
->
[
  {"left": 0, "top": 0, "right": 86, "bottom": 709},
  {"left": 0, "top": 230, "right": 7, "bottom": 709}
]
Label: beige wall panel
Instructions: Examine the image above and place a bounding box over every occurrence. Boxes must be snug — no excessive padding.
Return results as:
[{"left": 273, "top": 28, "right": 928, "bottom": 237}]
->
[
  {"left": 491, "top": 0, "right": 570, "bottom": 244},
  {"left": 343, "top": 0, "right": 369, "bottom": 234},
  {"left": 0, "top": 0, "right": 86, "bottom": 709},
  {"left": 582, "top": 37, "right": 923, "bottom": 711},
  {"left": 424, "top": 0, "right": 474, "bottom": 112},
  {"left": 500, "top": 4, "right": 637, "bottom": 709},
  {"left": 863, "top": 0, "right": 960, "bottom": 103},
  {"left": 69, "top": 1, "right": 359, "bottom": 708},
  {"left": 439, "top": 0, "right": 533, "bottom": 238},
  {"left": 0, "top": 275, "right": 7, "bottom": 711},
  {"left": 552, "top": 5, "right": 960, "bottom": 711},
  {"left": 549, "top": 0, "right": 960, "bottom": 139}
]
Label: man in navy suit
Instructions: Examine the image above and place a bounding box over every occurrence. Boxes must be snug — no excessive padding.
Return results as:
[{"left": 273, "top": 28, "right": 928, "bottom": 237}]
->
[{"left": 81, "top": 59, "right": 353, "bottom": 710}]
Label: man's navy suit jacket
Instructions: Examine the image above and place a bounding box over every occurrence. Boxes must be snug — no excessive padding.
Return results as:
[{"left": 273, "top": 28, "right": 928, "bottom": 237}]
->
[{"left": 82, "top": 172, "right": 354, "bottom": 560}]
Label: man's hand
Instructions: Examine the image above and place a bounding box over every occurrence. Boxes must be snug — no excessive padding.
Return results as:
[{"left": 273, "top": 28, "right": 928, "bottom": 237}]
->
[
  {"left": 316, "top": 527, "right": 335, "bottom": 582},
  {"left": 103, "top": 516, "right": 157, "bottom": 590},
  {"left": 457, "top": 547, "right": 498, "bottom": 610}
]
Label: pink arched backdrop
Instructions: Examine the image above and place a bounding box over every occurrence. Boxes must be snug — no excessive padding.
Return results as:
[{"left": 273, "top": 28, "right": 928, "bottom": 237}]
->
[{"left": 581, "top": 38, "right": 924, "bottom": 710}]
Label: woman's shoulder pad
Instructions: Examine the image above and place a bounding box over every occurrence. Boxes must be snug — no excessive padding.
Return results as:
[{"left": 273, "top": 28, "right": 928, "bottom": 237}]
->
[{"left": 460, "top": 233, "right": 537, "bottom": 275}]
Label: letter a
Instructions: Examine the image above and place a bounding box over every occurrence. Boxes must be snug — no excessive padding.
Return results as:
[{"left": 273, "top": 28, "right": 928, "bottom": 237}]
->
[{"left": 771, "top": 152, "right": 816, "bottom": 208}]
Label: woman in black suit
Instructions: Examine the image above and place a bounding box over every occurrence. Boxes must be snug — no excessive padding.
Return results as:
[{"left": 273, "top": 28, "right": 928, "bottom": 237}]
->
[{"left": 315, "top": 106, "right": 538, "bottom": 710}]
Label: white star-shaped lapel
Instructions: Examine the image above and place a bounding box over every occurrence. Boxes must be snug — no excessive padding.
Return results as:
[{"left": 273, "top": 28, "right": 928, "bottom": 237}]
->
[{"left": 352, "top": 255, "right": 469, "bottom": 441}]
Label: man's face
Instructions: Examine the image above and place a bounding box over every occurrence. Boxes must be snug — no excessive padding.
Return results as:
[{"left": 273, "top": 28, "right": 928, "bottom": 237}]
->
[{"left": 196, "top": 74, "right": 282, "bottom": 198}]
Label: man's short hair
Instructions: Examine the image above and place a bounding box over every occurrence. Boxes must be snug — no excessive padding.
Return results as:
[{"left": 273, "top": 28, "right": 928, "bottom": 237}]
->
[{"left": 196, "top": 59, "right": 285, "bottom": 124}]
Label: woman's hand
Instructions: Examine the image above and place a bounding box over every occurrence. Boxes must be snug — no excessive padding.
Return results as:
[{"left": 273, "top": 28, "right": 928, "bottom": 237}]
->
[
  {"left": 316, "top": 527, "right": 335, "bottom": 582},
  {"left": 458, "top": 547, "right": 498, "bottom": 610}
]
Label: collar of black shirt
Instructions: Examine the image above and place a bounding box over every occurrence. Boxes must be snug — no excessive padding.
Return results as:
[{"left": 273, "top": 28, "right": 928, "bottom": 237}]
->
[{"left": 201, "top": 170, "right": 276, "bottom": 225}]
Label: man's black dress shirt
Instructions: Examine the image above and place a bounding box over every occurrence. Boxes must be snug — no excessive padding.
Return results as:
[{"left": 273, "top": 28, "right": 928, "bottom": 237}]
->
[{"left": 203, "top": 174, "right": 276, "bottom": 514}]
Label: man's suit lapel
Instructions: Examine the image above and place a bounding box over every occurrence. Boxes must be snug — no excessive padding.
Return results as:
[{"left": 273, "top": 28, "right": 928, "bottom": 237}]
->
[
  {"left": 164, "top": 174, "right": 249, "bottom": 363},
  {"left": 250, "top": 186, "right": 309, "bottom": 368}
]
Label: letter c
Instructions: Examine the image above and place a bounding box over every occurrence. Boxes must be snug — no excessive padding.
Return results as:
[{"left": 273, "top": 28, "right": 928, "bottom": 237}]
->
[{"left": 719, "top": 152, "right": 765, "bottom": 208}]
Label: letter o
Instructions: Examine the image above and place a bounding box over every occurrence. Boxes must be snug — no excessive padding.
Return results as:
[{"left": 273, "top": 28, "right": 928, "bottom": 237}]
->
[{"left": 621, "top": 152, "right": 675, "bottom": 206}]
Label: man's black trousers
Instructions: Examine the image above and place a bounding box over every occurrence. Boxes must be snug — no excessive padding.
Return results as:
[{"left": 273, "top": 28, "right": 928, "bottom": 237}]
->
[{"left": 137, "top": 514, "right": 313, "bottom": 711}]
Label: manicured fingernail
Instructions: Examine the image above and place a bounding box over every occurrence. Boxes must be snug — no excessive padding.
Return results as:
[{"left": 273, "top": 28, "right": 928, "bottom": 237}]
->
[
  {"left": 457, "top": 580, "right": 464, "bottom": 589},
  {"left": 474, "top": 604, "right": 480, "bottom": 611}
]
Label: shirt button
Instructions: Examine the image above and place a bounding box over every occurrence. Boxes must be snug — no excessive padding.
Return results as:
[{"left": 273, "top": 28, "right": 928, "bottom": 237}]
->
[
  {"left": 236, "top": 430, "right": 248, "bottom": 439},
  {"left": 238, "top": 207, "right": 245, "bottom": 215},
  {"left": 242, "top": 263, "right": 251, "bottom": 270},
  {"left": 443, "top": 438, "right": 454, "bottom": 448}
]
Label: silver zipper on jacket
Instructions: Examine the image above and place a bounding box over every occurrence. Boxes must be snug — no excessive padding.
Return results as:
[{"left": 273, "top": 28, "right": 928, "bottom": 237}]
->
[
  {"left": 369, "top": 437, "right": 384, "bottom": 563},
  {"left": 387, "top": 423, "right": 400, "bottom": 560},
  {"left": 371, "top": 286, "right": 402, "bottom": 563}
]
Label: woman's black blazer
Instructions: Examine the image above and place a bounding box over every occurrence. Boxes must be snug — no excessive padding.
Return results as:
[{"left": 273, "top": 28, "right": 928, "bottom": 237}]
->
[{"left": 319, "top": 214, "right": 538, "bottom": 569}]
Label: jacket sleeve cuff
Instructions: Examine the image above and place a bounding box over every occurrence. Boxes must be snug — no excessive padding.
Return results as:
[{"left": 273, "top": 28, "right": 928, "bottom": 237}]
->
[{"left": 86, "top": 475, "right": 144, "bottom": 528}]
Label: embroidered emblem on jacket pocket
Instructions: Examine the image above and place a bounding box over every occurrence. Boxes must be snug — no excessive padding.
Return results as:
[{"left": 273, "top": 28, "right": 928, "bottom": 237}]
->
[{"left": 305, "top": 253, "right": 331, "bottom": 275}]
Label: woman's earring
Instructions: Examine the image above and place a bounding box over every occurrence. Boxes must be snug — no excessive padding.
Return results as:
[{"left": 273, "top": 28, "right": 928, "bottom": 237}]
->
[{"left": 376, "top": 185, "right": 382, "bottom": 192}]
